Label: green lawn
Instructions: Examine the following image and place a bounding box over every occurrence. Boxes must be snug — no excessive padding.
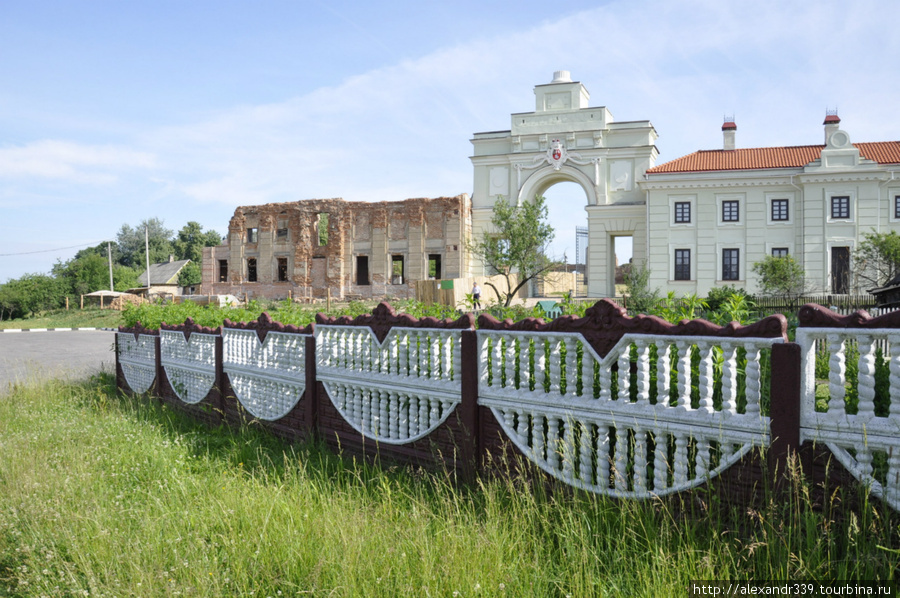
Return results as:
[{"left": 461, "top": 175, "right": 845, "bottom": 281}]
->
[{"left": 0, "top": 375, "right": 896, "bottom": 597}]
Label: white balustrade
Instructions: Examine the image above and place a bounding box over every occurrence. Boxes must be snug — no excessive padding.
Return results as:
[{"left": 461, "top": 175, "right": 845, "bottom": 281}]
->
[
  {"left": 316, "top": 326, "right": 463, "bottom": 444},
  {"left": 477, "top": 329, "right": 779, "bottom": 499},
  {"left": 798, "top": 328, "right": 900, "bottom": 511},
  {"left": 160, "top": 330, "right": 217, "bottom": 405},
  {"left": 117, "top": 332, "right": 157, "bottom": 394},
  {"left": 222, "top": 329, "right": 308, "bottom": 421}
]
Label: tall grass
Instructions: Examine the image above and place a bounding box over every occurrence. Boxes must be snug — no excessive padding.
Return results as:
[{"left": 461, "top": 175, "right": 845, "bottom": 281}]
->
[{"left": 0, "top": 375, "right": 896, "bottom": 596}]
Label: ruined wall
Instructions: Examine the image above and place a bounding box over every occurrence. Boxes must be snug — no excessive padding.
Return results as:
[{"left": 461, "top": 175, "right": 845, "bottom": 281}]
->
[{"left": 202, "top": 195, "right": 470, "bottom": 301}]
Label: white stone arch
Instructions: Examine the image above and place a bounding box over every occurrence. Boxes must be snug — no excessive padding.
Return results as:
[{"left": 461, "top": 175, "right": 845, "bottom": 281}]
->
[{"left": 517, "top": 165, "right": 597, "bottom": 207}]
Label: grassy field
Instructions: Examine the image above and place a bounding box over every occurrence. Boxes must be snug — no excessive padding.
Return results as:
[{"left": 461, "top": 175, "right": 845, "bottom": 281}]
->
[
  {"left": 0, "top": 308, "right": 123, "bottom": 330},
  {"left": 0, "top": 375, "right": 897, "bottom": 597}
]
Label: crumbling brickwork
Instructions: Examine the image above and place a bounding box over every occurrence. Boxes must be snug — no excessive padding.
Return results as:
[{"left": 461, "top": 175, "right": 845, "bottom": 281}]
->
[{"left": 202, "top": 195, "right": 471, "bottom": 300}]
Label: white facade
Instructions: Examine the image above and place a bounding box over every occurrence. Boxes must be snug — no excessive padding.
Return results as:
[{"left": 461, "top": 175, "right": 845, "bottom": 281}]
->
[
  {"left": 641, "top": 124, "right": 900, "bottom": 296},
  {"left": 470, "top": 71, "right": 657, "bottom": 296},
  {"left": 470, "top": 73, "right": 900, "bottom": 298}
]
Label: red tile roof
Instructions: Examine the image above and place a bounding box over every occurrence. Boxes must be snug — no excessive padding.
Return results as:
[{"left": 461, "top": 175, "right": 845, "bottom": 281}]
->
[{"left": 646, "top": 141, "right": 900, "bottom": 174}]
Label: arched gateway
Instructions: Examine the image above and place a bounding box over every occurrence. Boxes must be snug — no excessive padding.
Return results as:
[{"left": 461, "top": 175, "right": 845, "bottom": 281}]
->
[{"left": 470, "top": 71, "right": 658, "bottom": 297}]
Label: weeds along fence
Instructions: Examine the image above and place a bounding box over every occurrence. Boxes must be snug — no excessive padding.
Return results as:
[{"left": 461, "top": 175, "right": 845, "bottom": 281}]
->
[{"left": 116, "top": 300, "right": 900, "bottom": 510}]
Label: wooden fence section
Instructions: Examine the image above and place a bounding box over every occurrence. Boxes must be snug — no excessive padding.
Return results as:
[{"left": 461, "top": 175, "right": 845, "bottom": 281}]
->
[{"left": 116, "top": 300, "right": 900, "bottom": 510}]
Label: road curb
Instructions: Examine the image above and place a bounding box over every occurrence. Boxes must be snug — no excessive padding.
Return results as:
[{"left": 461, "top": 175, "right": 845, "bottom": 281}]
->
[{"left": 0, "top": 327, "right": 116, "bottom": 334}]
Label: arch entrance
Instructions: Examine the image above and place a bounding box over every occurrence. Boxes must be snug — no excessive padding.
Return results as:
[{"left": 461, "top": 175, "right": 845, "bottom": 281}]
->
[{"left": 469, "top": 71, "right": 658, "bottom": 297}]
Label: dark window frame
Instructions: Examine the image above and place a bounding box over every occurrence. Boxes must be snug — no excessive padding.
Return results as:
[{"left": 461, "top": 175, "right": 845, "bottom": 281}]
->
[
  {"left": 674, "top": 249, "right": 691, "bottom": 281},
  {"left": 831, "top": 196, "right": 850, "bottom": 219},
  {"left": 674, "top": 201, "right": 691, "bottom": 224},
  {"left": 722, "top": 200, "right": 740, "bottom": 222},
  {"left": 772, "top": 247, "right": 789, "bottom": 258},
  {"left": 771, "top": 199, "right": 789, "bottom": 222},
  {"left": 894, "top": 195, "right": 900, "bottom": 219},
  {"left": 722, "top": 248, "right": 740, "bottom": 281}
]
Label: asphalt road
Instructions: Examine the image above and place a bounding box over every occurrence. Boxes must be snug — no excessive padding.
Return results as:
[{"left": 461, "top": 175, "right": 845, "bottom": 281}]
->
[{"left": 0, "top": 330, "right": 117, "bottom": 393}]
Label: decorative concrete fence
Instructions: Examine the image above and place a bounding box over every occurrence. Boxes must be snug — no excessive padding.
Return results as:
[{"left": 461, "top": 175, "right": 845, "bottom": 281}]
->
[{"left": 115, "top": 300, "right": 900, "bottom": 510}]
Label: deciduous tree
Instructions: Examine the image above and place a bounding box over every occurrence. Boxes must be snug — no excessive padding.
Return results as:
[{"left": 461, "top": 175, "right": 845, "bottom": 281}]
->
[{"left": 468, "top": 195, "right": 559, "bottom": 307}]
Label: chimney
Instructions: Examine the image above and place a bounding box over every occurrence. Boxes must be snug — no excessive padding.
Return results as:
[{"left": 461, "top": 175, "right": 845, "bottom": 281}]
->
[
  {"left": 824, "top": 109, "right": 841, "bottom": 145},
  {"left": 722, "top": 116, "right": 737, "bottom": 150}
]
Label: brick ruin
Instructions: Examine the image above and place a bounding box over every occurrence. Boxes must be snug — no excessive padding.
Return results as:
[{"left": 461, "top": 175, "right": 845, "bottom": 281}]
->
[{"left": 201, "top": 195, "right": 471, "bottom": 300}]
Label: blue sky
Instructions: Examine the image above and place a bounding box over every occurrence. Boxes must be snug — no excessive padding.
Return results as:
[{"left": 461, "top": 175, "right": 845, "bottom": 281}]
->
[{"left": 2, "top": 0, "right": 900, "bottom": 282}]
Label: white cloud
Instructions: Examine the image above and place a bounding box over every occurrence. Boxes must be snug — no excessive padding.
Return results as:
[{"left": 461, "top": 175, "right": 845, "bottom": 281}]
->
[{"left": 0, "top": 140, "right": 156, "bottom": 184}]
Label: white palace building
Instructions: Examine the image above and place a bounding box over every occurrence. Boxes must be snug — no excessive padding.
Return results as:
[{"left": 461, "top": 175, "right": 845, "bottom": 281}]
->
[{"left": 470, "top": 71, "right": 900, "bottom": 297}]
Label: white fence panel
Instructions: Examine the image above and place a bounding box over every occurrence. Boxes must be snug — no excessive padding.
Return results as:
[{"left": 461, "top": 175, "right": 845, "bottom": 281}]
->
[
  {"left": 316, "top": 325, "right": 462, "bottom": 444},
  {"left": 222, "top": 328, "right": 308, "bottom": 421},
  {"left": 798, "top": 328, "right": 900, "bottom": 511},
  {"left": 160, "top": 330, "right": 217, "bottom": 405},
  {"left": 478, "top": 330, "right": 780, "bottom": 499},
  {"left": 117, "top": 332, "right": 157, "bottom": 395}
]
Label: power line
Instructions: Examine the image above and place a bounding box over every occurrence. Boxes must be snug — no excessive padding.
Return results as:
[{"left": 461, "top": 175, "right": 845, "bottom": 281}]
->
[{"left": 0, "top": 241, "right": 112, "bottom": 258}]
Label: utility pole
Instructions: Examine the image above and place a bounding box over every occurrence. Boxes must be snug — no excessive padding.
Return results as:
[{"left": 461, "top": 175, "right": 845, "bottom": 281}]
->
[
  {"left": 107, "top": 242, "right": 114, "bottom": 292},
  {"left": 145, "top": 226, "right": 151, "bottom": 292}
]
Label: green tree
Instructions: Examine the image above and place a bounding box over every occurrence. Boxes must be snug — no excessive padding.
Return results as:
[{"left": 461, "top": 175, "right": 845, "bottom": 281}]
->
[
  {"left": 622, "top": 261, "right": 659, "bottom": 316},
  {"left": 0, "top": 273, "right": 64, "bottom": 317},
  {"left": 177, "top": 262, "right": 202, "bottom": 288},
  {"left": 752, "top": 254, "right": 810, "bottom": 306},
  {"left": 468, "top": 195, "right": 559, "bottom": 307},
  {"left": 173, "top": 221, "right": 222, "bottom": 263},
  {"left": 53, "top": 253, "right": 110, "bottom": 296},
  {"left": 854, "top": 229, "right": 900, "bottom": 290},
  {"left": 116, "top": 218, "right": 174, "bottom": 269}
]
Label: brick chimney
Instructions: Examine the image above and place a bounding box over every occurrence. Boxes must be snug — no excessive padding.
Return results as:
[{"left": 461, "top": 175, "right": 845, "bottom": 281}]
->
[
  {"left": 824, "top": 109, "right": 841, "bottom": 145},
  {"left": 722, "top": 117, "right": 737, "bottom": 150}
]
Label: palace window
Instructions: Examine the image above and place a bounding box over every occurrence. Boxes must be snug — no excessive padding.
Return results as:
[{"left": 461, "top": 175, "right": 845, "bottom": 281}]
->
[
  {"left": 218, "top": 259, "right": 228, "bottom": 282},
  {"left": 247, "top": 258, "right": 257, "bottom": 282},
  {"left": 674, "top": 201, "right": 691, "bottom": 224},
  {"left": 247, "top": 228, "right": 258, "bottom": 243},
  {"left": 831, "top": 196, "right": 850, "bottom": 219},
  {"left": 771, "top": 199, "right": 789, "bottom": 221},
  {"left": 894, "top": 195, "right": 900, "bottom": 219},
  {"left": 674, "top": 249, "right": 691, "bottom": 281},
  {"left": 277, "top": 257, "right": 288, "bottom": 282},
  {"left": 772, "top": 248, "right": 789, "bottom": 258},
  {"left": 722, "top": 249, "right": 740, "bottom": 281},
  {"left": 722, "top": 200, "right": 740, "bottom": 222}
]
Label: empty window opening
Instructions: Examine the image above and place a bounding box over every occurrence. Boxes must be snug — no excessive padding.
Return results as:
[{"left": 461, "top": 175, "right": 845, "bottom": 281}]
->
[
  {"left": 277, "top": 257, "right": 288, "bottom": 282},
  {"left": 428, "top": 254, "right": 442, "bottom": 279},
  {"left": 247, "top": 228, "right": 258, "bottom": 243},
  {"left": 391, "top": 255, "right": 405, "bottom": 285},
  {"left": 356, "top": 255, "right": 370, "bottom": 285},
  {"left": 218, "top": 260, "right": 228, "bottom": 282},
  {"left": 317, "top": 213, "right": 329, "bottom": 246},
  {"left": 247, "top": 258, "right": 257, "bottom": 282},
  {"left": 277, "top": 227, "right": 289, "bottom": 240}
]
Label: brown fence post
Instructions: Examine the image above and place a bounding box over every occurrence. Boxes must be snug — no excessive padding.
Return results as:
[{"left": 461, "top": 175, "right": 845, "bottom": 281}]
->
[
  {"left": 768, "top": 342, "right": 801, "bottom": 487},
  {"left": 459, "top": 329, "right": 480, "bottom": 483},
  {"left": 304, "top": 334, "right": 318, "bottom": 439}
]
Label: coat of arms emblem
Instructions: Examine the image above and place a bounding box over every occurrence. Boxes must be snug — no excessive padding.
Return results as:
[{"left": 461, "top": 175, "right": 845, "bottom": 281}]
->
[{"left": 548, "top": 139, "right": 566, "bottom": 170}]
